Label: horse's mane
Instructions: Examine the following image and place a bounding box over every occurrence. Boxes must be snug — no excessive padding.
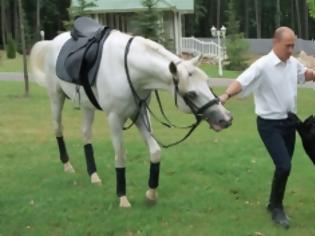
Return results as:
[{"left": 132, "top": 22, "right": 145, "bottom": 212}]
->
[
  {"left": 134, "top": 36, "right": 209, "bottom": 81},
  {"left": 136, "top": 36, "right": 178, "bottom": 62}
]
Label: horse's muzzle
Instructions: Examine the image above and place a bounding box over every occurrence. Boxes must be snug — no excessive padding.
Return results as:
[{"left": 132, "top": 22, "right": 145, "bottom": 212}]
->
[{"left": 208, "top": 112, "right": 233, "bottom": 132}]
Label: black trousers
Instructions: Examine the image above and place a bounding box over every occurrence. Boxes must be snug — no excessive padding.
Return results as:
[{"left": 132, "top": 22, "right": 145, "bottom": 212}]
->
[{"left": 257, "top": 116, "right": 296, "bottom": 208}]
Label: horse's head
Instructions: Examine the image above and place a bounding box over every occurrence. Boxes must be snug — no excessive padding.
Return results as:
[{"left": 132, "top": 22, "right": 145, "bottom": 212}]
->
[{"left": 169, "top": 56, "right": 232, "bottom": 131}]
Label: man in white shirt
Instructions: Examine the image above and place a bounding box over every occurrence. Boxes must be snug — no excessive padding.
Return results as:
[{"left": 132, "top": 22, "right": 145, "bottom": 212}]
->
[{"left": 219, "top": 27, "right": 315, "bottom": 229}]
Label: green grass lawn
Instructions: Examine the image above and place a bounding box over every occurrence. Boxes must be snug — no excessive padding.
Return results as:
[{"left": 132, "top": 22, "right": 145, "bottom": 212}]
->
[
  {"left": 0, "top": 51, "right": 25, "bottom": 72},
  {"left": 1, "top": 82, "right": 315, "bottom": 236},
  {"left": 200, "top": 63, "right": 241, "bottom": 78}
]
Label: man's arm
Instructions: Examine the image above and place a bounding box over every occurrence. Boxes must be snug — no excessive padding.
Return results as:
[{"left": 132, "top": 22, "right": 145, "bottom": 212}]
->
[
  {"left": 304, "top": 69, "right": 315, "bottom": 82},
  {"left": 219, "top": 80, "right": 242, "bottom": 104}
]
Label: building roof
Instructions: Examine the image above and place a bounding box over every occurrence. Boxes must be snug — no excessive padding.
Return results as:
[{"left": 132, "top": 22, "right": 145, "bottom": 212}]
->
[{"left": 71, "top": 0, "right": 194, "bottom": 13}]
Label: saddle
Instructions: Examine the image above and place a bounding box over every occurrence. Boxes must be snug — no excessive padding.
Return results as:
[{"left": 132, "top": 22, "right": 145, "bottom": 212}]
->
[
  {"left": 56, "top": 16, "right": 112, "bottom": 86},
  {"left": 56, "top": 16, "right": 112, "bottom": 109}
]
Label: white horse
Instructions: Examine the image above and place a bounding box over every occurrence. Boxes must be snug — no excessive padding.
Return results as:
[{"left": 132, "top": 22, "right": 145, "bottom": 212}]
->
[{"left": 30, "top": 26, "right": 232, "bottom": 207}]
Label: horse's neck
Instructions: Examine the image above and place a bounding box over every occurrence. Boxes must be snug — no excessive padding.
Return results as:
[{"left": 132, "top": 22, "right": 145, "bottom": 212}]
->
[{"left": 129, "top": 37, "right": 179, "bottom": 90}]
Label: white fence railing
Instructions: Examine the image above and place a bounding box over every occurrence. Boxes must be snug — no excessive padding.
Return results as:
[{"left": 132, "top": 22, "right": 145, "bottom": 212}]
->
[{"left": 181, "top": 37, "right": 224, "bottom": 59}]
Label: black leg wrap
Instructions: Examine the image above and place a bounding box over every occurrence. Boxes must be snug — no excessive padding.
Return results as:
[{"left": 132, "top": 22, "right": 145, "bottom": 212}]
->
[
  {"left": 148, "top": 162, "right": 160, "bottom": 189},
  {"left": 116, "top": 168, "right": 126, "bottom": 197},
  {"left": 84, "top": 144, "right": 97, "bottom": 176},
  {"left": 56, "top": 136, "right": 69, "bottom": 163}
]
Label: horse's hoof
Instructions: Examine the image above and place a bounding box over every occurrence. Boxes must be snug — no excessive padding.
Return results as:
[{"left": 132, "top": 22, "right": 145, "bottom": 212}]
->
[
  {"left": 145, "top": 189, "right": 158, "bottom": 202},
  {"left": 119, "top": 196, "right": 131, "bottom": 208},
  {"left": 64, "top": 162, "right": 75, "bottom": 173},
  {"left": 90, "top": 172, "right": 102, "bottom": 185}
]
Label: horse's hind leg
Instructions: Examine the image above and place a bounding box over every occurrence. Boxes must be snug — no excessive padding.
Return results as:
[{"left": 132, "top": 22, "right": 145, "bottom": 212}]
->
[
  {"left": 50, "top": 89, "right": 75, "bottom": 173},
  {"left": 108, "top": 113, "right": 131, "bottom": 208},
  {"left": 81, "top": 108, "right": 102, "bottom": 185},
  {"left": 135, "top": 111, "right": 161, "bottom": 202}
]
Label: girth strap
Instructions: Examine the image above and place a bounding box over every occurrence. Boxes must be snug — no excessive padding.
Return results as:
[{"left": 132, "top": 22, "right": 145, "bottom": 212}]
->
[
  {"left": 78, "top": 29, "right": 113, "bottom": 110},
  {"left": 81, "top": 78, "right": 102, "bottom": 110}
]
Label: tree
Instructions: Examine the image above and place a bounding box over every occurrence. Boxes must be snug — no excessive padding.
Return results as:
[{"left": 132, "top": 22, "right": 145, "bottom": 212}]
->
[
  {"left": 63, "top": 0, "right": 96, "bottom": 30},
  {"left": 36, "top": 0, "right": 40, "bottom": 40},
  {"left": 18, "top": 0, "right": 29, "bottom": 96},
  {"left": 275, "top": 0, "right": 281, "bottom": 28},
  {"left": 244, "top": 0, "right": 249, "bottom": 37},
  {"left": 295, "top": 0, "right": 302, "bottom": 37},
  {"left": 193, "top": 0, "right": 207, "bottom": 35},
  {"left": 254, "top": 0, "right": 261, "bottom": 38},
  {"left": 304, "top": 1, "right": 309, "bottom": 39},
  {"left": 14, "top": 0, "right": 19, "bottom": 42},
  {"left": 216, "top": 0, "right": 221, "bottom": 28},
  {"left": 6, "top": 35, "right": 16, "bottom": 58},
  {"left": 290, "top": 0, "right": 294, "bottom": 30},
  {"left": 132, "top": 0, "right": 162, "bottom": 43},
  {"left": 306, "top": 0, "right": 315, "bottom": 17},
  {"left": 1, "top": 0, "right": 7, "bottom": 49},
  {"left": 225, "top": 0, "right": 249, "bottom": 70},
  {"left": 194, "top": 0, "right": 207, "bottom": 24}
]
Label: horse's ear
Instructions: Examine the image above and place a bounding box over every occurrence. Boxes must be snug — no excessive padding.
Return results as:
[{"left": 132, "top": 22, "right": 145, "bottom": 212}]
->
[
  {"left": 169, "top": 62, "right": 178, "bottom": 76},
  {"left": 190, "top": 54, "right": 203, "bottom": 66}
]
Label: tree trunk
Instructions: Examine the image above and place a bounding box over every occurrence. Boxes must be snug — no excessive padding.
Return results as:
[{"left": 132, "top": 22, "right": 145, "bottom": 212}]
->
[
  {"left": 295, "top": 0, "right": 302, "bottom": 38},
  {"left": 275, "top": 0, "right": 281, "bottom": 27},
  {"left": 244, "top": 0, "right": 249, "bottom": 37},
  {"left": 291, "top": 0, "right": 295, "bottom": 29},
  {"left": 254, "top": 0, "right": 261, "bottom": 38},
  {"left": 36, "top": 0, "right": 40, "bottom": 41},
  {"left": 304, "top": 1, "right": 309, "bottom": 39},
  {"left": 1, "top": 0, "right": 6, "bottom": 49},
  {"left": 216, "top": 0, "right": 221, "bottom": 28},
  {"left": 14, "top": 0, "right": 18, "bottom": 40},
  {"left": 18, "top": 0, "right": 29, "bottom": 96}
]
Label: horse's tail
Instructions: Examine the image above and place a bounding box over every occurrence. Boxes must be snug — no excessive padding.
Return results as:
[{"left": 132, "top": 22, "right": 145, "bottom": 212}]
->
[{"left": 29, "top": 40, "right": 51, "bottom": 87}]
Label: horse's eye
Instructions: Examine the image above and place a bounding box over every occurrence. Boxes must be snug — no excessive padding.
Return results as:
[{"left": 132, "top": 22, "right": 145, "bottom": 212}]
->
[{"left": 186, "top": 91, "right": 197, "bottom": 99}]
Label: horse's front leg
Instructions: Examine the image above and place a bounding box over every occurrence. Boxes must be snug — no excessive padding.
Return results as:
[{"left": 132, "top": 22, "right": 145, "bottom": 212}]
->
[
  {"left": 81, "top": 107, "right": 102, "bottom": 185},
  {"left": 135, "top": 111, "right": 161, "bottom": 202},
  {"left": 108, "top": 113, "right": 131, "bottom": 208}
]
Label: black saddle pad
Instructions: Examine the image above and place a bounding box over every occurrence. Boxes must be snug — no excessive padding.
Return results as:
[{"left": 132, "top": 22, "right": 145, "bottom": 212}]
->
[
  {"left": 56, "top": 16, "right": 112, "bottom": 86},
  {"left": 288, "top": 113, "right": 315, "bottom": 165}
]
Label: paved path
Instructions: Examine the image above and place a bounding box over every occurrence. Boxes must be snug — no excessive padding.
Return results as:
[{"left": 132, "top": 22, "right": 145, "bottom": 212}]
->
[
  {"left": 0, "top": 72, "right": 26, "bottom": 81},
  {"left": 1, "top": 72, "right": 314, "bottom": 88},
  {"left": 0, "top": 72, "right": 236, "bottom": 86}
]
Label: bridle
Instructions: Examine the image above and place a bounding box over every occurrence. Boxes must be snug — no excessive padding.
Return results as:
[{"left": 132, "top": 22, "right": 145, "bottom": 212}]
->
[
  {"left": 171, "top": 69, "right": 220, "bottom": 122},
  {"left": 124, "top": 37, "right": 220, "bottom": 147}
]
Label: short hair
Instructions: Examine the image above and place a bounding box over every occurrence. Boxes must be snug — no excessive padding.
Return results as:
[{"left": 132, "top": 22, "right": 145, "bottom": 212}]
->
[{"left": 273, "top": 27, "right": 295, "bottom": 40}]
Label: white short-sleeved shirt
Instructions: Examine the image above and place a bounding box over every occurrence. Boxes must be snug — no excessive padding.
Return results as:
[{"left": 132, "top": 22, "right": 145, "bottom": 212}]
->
[{"left": 236, "top": 50, "right": 306, "bottom": 119}]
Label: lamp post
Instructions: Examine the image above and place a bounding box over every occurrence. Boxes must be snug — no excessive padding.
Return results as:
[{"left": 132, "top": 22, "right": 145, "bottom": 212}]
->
[{"left": 211, "top": 25, "right": 226, "bottom": 77}]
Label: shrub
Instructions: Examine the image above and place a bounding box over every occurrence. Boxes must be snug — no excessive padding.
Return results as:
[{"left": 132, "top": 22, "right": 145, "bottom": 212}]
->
[
  {"left": 224, "top": 0, "right": 249, "bottom": 71},
  {"left": 225, "top": 34, "right": 249, "bottom": 70},
  {"left": 6, "top": 37, "right": 16, "bottom": 59}
]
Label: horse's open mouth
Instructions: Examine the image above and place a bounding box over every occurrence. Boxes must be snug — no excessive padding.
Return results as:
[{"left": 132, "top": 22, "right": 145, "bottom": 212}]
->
[
  {"left": 206, "top": 118, "right": 223, "bottom": 131},
  {"left": 209, "top": 123, "right": 224, "bottom": 132},
  {"left": 207, "top": 117, "right": 232, "bottom": 132}
]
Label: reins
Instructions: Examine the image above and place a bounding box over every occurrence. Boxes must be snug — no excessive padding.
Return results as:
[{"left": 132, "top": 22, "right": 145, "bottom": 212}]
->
[
  {"left": 123, "top": 37, "right": 217, "bottom": 148},
  {"left": 122, "top": 37, "right": 151, "bottom": 130}
]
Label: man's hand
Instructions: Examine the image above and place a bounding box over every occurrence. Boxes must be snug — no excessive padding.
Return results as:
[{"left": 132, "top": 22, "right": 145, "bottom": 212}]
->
[
  {"left": 305, "top": 69, "right": 315, "bottom": 82},
  {"left": 219, "top": 93, "right": 231, "bottom": 105},
  {"left": 219, "top": 80, "right": 242, "bottom": 104}
]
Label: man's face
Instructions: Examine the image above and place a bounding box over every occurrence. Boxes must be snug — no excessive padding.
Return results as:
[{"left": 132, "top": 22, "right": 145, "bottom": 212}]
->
[{"left": 274, "top": 32, "right": 295, "bottom": 61}]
